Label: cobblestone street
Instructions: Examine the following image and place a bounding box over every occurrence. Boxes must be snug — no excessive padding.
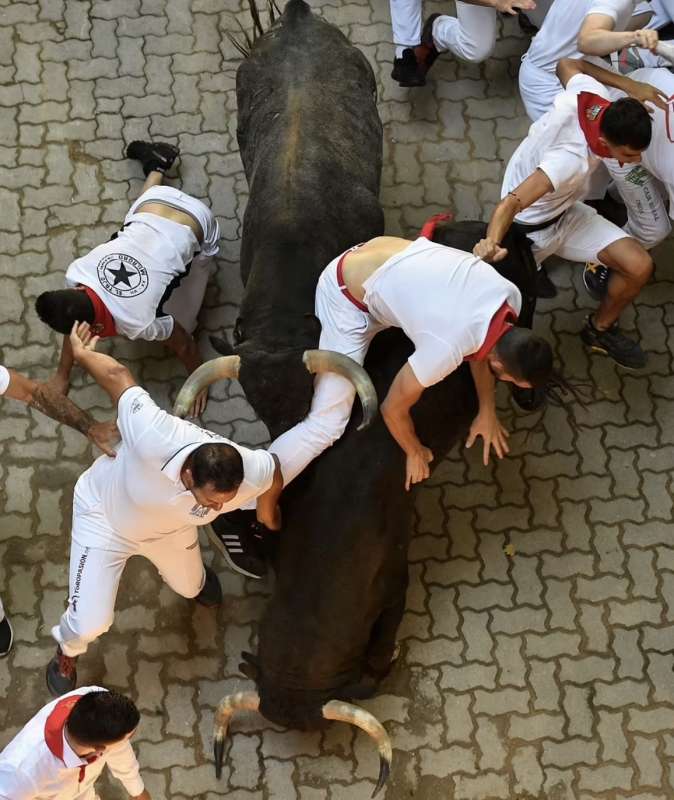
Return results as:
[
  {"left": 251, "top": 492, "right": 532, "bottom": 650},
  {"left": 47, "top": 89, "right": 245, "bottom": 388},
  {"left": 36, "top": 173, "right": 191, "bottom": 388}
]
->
[{"left": 2, "top": 0, "right": 674, "bottom": 797}]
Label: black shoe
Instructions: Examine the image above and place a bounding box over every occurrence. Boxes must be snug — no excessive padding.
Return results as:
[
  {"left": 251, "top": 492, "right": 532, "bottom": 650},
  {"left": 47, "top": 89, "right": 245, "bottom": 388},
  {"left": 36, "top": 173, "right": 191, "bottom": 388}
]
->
[
  {"left": 391, "top": 48, "right": 426, "bottom": 87},
  {"left": 583, "top": 261, "right": 610, "bottom": 301},
  {"left": 536, "top": 266, "right": 557, "bottom": 299},
  {"left": 46, "top": 647, "right": 78, "bottom": 697},
  {"left": 414, "top": 13, "right": 441, "bottom": 78},
  {"left": 581, "top": 316, "right": 647, "bottom": 369},
  {"left": 511, "top": 385, "right": 547, "bottom": 412},
  {"left": 210, "top": 513, "right": 267, "bottom": 580},
  {"left": 125, "top": 140, "right": 180, "bottom": 176},
  {"left": 0, "top": 616, "right": 13, "bottom": 657},
  {"left": 195, "top": 565, "right": 223, "bottom": 608}
]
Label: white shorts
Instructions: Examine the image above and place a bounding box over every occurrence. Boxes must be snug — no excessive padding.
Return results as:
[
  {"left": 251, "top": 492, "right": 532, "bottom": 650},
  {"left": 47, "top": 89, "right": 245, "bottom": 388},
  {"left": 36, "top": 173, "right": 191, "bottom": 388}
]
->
[
  {"left": 524, "top": 202, "right": 630, "bottom": 266},
  {"left": 52, "top": 489, "right": 206, "bottom": 657},
  {"left": 128, "top": 185, "right": 220, "bottom": 334}
]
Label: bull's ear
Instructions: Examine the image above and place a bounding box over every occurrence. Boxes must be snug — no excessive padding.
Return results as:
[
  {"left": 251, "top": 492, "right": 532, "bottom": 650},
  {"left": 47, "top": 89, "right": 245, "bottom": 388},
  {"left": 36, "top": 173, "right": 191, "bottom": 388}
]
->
[{"left": 210, "top": 335, "right": 234, "bottom": 356}]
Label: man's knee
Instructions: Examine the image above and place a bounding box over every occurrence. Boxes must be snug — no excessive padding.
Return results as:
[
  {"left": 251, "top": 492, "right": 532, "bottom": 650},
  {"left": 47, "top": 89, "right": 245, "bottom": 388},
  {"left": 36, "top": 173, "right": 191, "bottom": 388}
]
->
[
  {"left": 62, "top": 607, "right": 114, "bottom": 646},
  {"left": 458, "top": 38, "right": 495, "bottom": 64},
  {"left": 622, "top": 247, "right": 654, "bottom": 286}
]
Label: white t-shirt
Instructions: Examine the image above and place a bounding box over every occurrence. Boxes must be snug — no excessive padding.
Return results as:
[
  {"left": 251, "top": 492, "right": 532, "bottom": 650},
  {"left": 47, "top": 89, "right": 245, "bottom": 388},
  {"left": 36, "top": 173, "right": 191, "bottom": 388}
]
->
[
  {"left": 0, "top": 364, "right": 9, "bottom": 395},
  {"left": 362, "top": 238, "right": 522, "bottom": 388},
  {"left": 527, "top": 0, "right": 640, "bottom": 72},
  {"left": 503, "top": 74, "right": 613, "bottom": 224},
  {"left": 0, "top": 686, "right": 144, "bottom": 800},
  {"left": 74, "top": 386, "right": 276, "bottom": 550},
  {"left": 614, "top": 67, "right": 674, "bottom": 214},
  {"left": 65, "top": 214, "right": 201, "bottom": 341}
]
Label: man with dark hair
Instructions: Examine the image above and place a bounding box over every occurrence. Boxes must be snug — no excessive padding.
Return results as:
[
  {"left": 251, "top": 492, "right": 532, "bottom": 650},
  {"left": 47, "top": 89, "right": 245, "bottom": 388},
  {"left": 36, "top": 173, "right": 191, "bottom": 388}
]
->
[
  {"left": 0, "top": 687, "right": 150, "bottom": 800},
  {"left": 35, "top": 140, "right": 220, "bottom": 417},
  {"left": 45, "top": 322, "right": 282, "bottom": 696},
  {"left": 475, "top": 57, "right": 665, "bottom": 369},
  {"left": 0, "top": 361, "right": 119, "bottom": 659},
  {"left": 240, "top": 232, "right": 555, "bottom": 547}
]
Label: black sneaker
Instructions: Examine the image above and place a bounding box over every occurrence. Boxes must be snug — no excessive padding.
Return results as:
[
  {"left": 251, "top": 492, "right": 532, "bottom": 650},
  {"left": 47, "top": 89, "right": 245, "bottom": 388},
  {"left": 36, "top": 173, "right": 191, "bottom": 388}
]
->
[
  {"left": 195, "top": 565, "right": 223, "bottom": 608},
  {"left": 46, "top": 647, "right": 78, "bottom": 697},
  {"left": 536, "top": 266, "right": 557, "bottom": 299},
  {"left": 0, "top": 616, "right": 13, "bottom": 657},
  {"left": 125, "top": 140, "right": 180, "bottom": 176},
  {"left": 391, "top": 48, "right": 426, "bottom": 87},
  {"left": 583, "top": 261, "right": 610, "bottom": 301},
  {"left": 581, "top": 316, "right": 647, "bottom": 369},
  {"left": 210, "top": 512, "right": 267, "bottom": 580}
]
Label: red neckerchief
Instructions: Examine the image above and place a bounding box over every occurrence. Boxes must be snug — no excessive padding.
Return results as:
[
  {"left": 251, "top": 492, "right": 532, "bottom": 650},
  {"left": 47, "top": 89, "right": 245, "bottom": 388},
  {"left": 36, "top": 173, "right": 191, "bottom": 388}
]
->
[
  {"left": 44, "top": 696, "right": 98, "bottom": 784},
  {"left": 419, "top": 212, "right": 454, "bottom": 240},
  {"left": 80, "top": 286, "right": 117, "bottom": 338},
  {"left": 577, "top": 92, "right": 613, "bottom": 158},
  {"left": 465, "top": 301, "right": 518, "bottom": 362}
]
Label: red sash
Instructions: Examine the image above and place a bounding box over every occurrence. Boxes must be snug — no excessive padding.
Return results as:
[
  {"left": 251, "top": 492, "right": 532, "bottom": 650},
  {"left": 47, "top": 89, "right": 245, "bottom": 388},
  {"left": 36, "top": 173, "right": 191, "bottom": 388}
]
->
[
  {"left": 465, "top": 301, "right": 518, "bottom": 362},
  {"left": 577, "top": 91, "right": 613, "bottom": 158},
  {"left": 44, "top": 696, "right": 98, "bottom": 783},
  {"left": 82, "top": 287, "right": 117, "bottom": 338},
  {"left": 419, "top": 212, "right": 453, "bottom": 240}
]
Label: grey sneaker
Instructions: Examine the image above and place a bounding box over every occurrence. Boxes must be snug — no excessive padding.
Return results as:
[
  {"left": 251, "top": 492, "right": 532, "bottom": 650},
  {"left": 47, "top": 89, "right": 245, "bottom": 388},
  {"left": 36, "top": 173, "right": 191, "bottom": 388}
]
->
[{"left": 580, "top": 316, "right": 647, "bottom": 369}]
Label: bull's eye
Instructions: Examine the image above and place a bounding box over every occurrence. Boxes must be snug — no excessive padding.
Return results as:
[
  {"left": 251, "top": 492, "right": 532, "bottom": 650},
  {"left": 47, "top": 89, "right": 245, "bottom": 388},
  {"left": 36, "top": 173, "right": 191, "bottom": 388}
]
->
[{"left": 233, "top": 318, "right": 245, "bottom": 345}]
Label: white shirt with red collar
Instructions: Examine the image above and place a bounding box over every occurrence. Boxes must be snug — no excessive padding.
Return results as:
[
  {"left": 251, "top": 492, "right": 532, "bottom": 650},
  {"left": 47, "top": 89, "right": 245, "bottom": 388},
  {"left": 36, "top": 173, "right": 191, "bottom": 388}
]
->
[
  {"left": 0, "top": 686, "right": 144, "bottom": 800},
  {"left": 0, "top": 364, "right": 9, "bottom": 395},
  {"left": 361, "top": 237, "right": 521, "bottom": 388},
  {"left": 503, "top": 74, "right": 613, "bottom": 225},
  {"left": 73, "top": 386, "right": 276, "bottom": 551}
]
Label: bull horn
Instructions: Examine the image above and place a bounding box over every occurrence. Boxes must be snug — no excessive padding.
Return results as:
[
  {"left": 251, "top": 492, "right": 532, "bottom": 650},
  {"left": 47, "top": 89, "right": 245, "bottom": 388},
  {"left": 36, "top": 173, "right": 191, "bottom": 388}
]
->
[
  {"left": 173, "top": 356, "right": 241, "bottom": 418},
  {"left": 303, "top": 350, "right": 378, "bottom": 431},
  {"left": 213, "top": 691, "right": 260, "bottom": 778},
  {"left": 322, "top": 700, "right": 392, "bottom": 797}
]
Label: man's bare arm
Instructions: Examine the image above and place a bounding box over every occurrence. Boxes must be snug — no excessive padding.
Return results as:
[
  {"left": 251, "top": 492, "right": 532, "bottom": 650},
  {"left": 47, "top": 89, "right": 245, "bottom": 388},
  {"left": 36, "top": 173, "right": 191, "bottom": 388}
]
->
[
  {"left": 557, "top": 57, "right": 669, "bottom": 111},
  {"left": 69, "top": 323, "right": 137, "bottom": 406},
  {"left": 255, "top": 455, "right": 284, "bottom": 531},
  {"left": 4, "top": 369, "right": 119, "bottom": 456},
  {"left": 473, "top": 169, "right": 554, "bottom": 262},
  {"left": 578, "top": 12, "right": 658, "bottom": 55}
]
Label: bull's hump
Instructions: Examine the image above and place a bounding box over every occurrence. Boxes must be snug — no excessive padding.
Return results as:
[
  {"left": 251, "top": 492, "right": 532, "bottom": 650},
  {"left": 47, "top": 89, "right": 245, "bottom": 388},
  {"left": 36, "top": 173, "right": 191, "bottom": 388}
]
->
[{"left": 281, "top": 88, "right": 302, "bottom": 191}]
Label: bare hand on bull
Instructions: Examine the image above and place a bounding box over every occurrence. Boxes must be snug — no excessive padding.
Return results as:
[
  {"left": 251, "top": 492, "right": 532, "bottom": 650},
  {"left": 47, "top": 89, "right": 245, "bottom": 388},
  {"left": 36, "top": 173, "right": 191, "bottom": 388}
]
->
[
  {"left": 493, "top": 0, "right": 536, "bottom": 15},
  {"left": 405, "top": 445, "right": 434, "bottom": 491},
  {"left": 625, "top": 78, "right": 669, "bottom": 114},
  {"left": 188, "top": 387, "right": 209, "bottom": 418},
  {"left": 473, "top": 237, "right": 508, "bottom": 263},
  {"left": 465, "top": 408, "right": 510, "bottom": 466},
  {"left": 86, "top": 420, "right": 120, "bottom": 457}
]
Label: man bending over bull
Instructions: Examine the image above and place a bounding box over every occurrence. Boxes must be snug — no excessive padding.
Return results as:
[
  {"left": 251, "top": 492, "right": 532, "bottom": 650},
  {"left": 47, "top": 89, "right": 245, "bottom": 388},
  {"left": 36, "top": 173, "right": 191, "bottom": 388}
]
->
[
  {"left": 46, "top": 322, "right": 282, "bottom": 696},
  {"left": 35, "top": 141, "right": 219, "bottom": 418},
  {"left": 242, "top": 234, "right": 554, "bottom": 545}
]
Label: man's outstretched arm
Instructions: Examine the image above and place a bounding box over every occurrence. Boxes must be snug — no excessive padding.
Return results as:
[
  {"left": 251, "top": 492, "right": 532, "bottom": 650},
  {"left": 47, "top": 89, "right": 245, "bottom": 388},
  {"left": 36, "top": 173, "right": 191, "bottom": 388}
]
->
[
  {"left": 68, "top": 322, "right": 137, "bottom": 406},
  {"left": 3, "top": 368, "right": 118, "bottom": 456}
]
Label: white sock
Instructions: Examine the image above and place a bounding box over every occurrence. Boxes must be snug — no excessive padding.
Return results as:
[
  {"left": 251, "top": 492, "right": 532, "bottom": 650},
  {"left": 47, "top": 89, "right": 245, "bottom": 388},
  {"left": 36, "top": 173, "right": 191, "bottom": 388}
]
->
[{"left": 395, "top": 45, "right": 407, "bottom": 58}]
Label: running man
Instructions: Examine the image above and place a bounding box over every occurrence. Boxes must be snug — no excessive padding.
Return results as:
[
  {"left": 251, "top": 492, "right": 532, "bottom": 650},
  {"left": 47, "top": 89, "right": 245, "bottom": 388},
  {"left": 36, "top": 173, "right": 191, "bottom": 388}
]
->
[{"left": 46, "top": 322, "right": 282, "bottom": 696}]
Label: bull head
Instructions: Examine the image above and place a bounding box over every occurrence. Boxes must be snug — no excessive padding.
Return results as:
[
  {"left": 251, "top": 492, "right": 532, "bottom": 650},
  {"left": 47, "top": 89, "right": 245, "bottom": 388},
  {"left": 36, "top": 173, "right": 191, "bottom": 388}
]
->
[
  {"left": 212, "top": 691, "right": 392, "bottom": 797},
  {"left": 172, "top": 349, "right": 379, "bottom": 432}
]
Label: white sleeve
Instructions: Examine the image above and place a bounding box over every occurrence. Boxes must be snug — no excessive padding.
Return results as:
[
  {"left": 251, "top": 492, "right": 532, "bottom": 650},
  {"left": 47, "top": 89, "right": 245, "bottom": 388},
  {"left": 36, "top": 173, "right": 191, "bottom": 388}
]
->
[
  {"left": 238, "top": 446, "right": 276, "bottom": 496},
  {"left": 565, "top": 73, "right": 610, "bottom": 99},
  {"left": 133, "top": 314, "right": 175, "bottom": 342},
  {"left": 408, "top": 333, "right": 464, "bottom": 388},
  {"left": 586, "top": 0, "right": 631, "bottom": 23},
  {"left": 103, "top": 741, "right": 145, "bottom": 797},
  {"left": 0, "top": 766, "right": 37, "bottom": 800},
  {"left": 538, "top": 147, "right": 588, "bottom": 192},
  {"left": 0, "top": 365, "right": 9, "bottom": 395},
  {"left": 116, "top": 386, "right": 170, "bottom": 449}
]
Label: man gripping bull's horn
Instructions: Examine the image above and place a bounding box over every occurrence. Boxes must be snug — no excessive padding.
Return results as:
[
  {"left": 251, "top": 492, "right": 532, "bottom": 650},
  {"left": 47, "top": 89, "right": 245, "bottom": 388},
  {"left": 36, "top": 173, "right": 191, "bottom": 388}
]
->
[{"left": 180, "top": 230, "right": 556, "bottom": 565}]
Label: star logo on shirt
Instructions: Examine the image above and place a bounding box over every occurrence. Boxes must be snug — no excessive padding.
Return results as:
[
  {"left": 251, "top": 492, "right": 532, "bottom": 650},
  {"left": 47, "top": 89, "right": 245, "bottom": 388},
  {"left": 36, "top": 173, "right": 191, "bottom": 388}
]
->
[{"left": 97, "top": 253, "right": 149, "bottom": 298}]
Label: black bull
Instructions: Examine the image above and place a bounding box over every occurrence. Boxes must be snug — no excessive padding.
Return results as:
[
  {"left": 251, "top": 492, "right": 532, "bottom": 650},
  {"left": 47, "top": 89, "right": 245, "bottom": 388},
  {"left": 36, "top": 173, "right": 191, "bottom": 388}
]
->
[{"left": 191, "top": 0, "right": 537, "bottom": 792}]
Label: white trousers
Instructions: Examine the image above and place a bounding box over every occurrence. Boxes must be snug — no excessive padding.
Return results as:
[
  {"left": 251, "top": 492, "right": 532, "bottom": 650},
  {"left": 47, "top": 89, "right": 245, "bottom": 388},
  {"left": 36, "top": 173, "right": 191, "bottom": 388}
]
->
[
  {"left": 129, "top": 185, "right": 220, "bottom": 334},
  {"left": 390, "top": 0, "right": 497, "bottom": 62},
  {"left": 267, "top": 251, "right": 386, "bottom": 488},
  {"left": 52, "top": 493, "right": 206, "bottom": 657},
  {"left": 605, "top": 161, "right": 672, "bottom": 249},
  {"left": 525, "top": 201, "right": 630, "bottom": 266}
]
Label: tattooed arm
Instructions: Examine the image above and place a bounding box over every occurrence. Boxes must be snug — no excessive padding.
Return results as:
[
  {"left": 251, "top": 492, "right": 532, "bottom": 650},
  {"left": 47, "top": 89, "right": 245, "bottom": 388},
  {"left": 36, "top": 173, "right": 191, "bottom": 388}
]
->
[{"left": 3, "top": 368, "right": 119, "bottom": 456}]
